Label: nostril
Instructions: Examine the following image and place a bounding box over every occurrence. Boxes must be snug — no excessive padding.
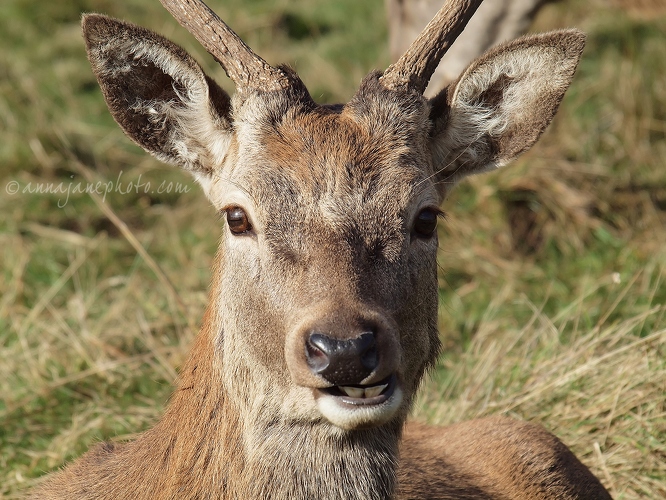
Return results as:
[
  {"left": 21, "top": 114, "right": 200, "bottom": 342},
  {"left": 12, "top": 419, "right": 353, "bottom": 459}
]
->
[
  {"left": 306, "top": 334, "right": 331, "bottom": 373},
  {"left": 305, "top": 332, "right": 379, "bottom": 385},
  {"left": 358, "top": 334, "right": 378, "bottom": 372}
]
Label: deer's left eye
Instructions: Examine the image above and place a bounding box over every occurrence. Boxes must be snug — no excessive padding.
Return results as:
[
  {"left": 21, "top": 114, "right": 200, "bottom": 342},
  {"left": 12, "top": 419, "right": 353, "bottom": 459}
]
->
[
  {"left": 226, "top": 206, "right": 252, "bottom": 234},
  {"left": 413, "top": 208, "right": 439, "bottom": 238}
]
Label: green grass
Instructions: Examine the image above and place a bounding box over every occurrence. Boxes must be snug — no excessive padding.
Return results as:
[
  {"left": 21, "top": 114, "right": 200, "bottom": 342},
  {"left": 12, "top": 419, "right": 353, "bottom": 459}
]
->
[{"left": 1, "top": 0, "right": 665, "bottom": 498}]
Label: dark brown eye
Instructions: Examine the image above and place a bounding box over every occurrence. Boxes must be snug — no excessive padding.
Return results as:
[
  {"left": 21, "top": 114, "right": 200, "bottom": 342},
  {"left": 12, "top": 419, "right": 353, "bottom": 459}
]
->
[
  {"left": 226, "top": 206, "right": 252, "bottom": 234},
  {"left": 413, "top": 208, "right": 438, "bottom": 238}
]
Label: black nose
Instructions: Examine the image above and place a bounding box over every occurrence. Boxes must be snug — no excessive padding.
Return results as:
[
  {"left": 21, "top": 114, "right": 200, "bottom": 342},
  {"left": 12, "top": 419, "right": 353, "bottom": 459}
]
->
[{"left": 305, "top": 332, "right": 378, "bottom": 386}]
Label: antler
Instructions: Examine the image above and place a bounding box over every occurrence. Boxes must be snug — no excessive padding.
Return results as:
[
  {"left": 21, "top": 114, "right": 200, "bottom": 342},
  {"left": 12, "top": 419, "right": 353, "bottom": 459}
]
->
[
  {"left": 159, "top": 0, "right": 291, "bottom": 92},
  {"left": 380, "top": 0, "right": 484, "bottom": 93}
]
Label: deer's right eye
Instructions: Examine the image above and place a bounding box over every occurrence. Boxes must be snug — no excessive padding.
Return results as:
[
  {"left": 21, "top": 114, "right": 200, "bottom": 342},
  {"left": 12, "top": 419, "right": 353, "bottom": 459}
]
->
[{"left": 226, "top": 206, "right": 252, "bottom": 234}]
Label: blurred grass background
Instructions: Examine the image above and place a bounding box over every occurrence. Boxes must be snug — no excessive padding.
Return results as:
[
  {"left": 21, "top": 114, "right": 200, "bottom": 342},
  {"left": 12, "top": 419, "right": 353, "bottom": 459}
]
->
[{"left": 0, "top": 0, "right": 664, "bottom": 497}]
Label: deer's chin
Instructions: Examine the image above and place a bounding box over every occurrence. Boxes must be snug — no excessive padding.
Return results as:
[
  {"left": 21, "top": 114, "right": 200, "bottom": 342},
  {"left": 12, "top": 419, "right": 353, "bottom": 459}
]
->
[{"left": 314, "top": 374, "right": 403, "bottom": 430}]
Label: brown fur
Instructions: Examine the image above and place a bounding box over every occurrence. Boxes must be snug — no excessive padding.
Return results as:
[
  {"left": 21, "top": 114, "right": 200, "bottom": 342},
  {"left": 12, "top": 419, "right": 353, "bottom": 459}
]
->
[
  {"left": 398, "top": 418, "right": 611, "bottom": 499},
  {"left": 30, "top": 6, "right": 611, "bottom": 500}
]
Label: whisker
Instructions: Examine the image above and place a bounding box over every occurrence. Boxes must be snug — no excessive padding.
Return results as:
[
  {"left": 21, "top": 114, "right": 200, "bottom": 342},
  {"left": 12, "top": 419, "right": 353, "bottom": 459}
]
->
[{"left": 414, "top": 134, "right": 485, "bottom": 197}]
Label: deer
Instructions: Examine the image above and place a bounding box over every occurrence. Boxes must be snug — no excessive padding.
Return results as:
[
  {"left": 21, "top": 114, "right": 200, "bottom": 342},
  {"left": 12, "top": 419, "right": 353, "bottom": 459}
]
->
[{"left": 30, "top": 0, "right": 613, "bottom": 498}]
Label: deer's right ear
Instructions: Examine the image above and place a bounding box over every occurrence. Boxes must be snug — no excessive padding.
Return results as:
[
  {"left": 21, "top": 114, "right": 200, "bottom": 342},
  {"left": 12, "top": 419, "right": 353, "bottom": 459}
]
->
[{"left": 82, "top": 14, "right": 233, "bottom": 190}]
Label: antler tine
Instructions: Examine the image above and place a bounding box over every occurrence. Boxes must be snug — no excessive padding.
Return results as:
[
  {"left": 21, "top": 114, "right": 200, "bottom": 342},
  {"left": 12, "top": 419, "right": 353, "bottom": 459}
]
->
[
  {"left": 160, "top": 0, "right": 291, "bottom": 92},
  {"left": 380, "top": 0, "right": 484, "bottom": 93}
]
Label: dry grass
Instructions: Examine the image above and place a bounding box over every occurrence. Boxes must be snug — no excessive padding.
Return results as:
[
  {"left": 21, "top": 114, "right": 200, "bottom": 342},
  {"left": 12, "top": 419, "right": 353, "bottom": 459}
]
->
[
  {"left": 1, "top": 0, "right": 665, "bottom": 497},
  {"left": 420, "top": 268, "right": 666, "bottom": 499}
]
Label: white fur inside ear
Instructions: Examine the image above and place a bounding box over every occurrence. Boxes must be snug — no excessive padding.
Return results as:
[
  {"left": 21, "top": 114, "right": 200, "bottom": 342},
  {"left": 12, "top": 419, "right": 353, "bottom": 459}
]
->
[
  {"left": 117, "top": 39, "right": 231, "bottom": 173},
  {"left": 448, "top": 45, "right": 564, "bottom": 170},
  {"left": 89, "top": 25, "right": 232, "bottom": 196},
  {"left": 453, "top": 44, "right": 566, "bottom": 153},
  {"left": 431, "top": 31, "right": 583, "bottom": 185}
]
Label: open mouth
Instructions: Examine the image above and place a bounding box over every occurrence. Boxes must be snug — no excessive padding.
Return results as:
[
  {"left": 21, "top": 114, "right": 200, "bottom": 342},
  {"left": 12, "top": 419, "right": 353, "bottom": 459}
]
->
[
  {"left": 314, "top": 373, "right": 402, "bottom": 429},
  {"left": 320, "top": 374, "right": 396, "bottom": 406}
]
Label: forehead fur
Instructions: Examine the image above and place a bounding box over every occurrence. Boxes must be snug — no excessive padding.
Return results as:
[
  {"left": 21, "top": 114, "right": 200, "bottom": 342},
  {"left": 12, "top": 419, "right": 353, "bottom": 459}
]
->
[{"left": 229, "top": 73, "right": 438, "bottom": 218}]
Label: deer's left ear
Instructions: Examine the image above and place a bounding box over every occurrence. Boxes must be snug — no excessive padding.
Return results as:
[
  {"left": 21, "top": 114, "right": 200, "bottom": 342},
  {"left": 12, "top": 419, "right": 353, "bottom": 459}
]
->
[
  {"left": 82, "top": 14, "right": 233, "bottom": 193},
  {"left": 429, "top": 29, "right": 585, "bottom": 188}
]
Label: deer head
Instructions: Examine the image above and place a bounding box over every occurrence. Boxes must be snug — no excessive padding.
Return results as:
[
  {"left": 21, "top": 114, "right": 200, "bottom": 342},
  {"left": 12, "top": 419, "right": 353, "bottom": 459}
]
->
[{"left": 81, "top": 0, "right": 584, "bottom": 437}]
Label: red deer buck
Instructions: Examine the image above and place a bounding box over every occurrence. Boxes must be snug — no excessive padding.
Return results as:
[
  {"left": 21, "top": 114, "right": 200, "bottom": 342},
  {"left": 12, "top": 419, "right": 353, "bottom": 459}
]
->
[{"left": 31, "top": 0, "right": 613, "bottom": 498}]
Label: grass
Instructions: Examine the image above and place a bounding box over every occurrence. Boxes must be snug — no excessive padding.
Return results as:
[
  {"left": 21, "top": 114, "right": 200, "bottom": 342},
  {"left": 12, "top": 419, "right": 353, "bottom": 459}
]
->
[{"left": 0, "top": 0, "right": 664, "bottom": 498}]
